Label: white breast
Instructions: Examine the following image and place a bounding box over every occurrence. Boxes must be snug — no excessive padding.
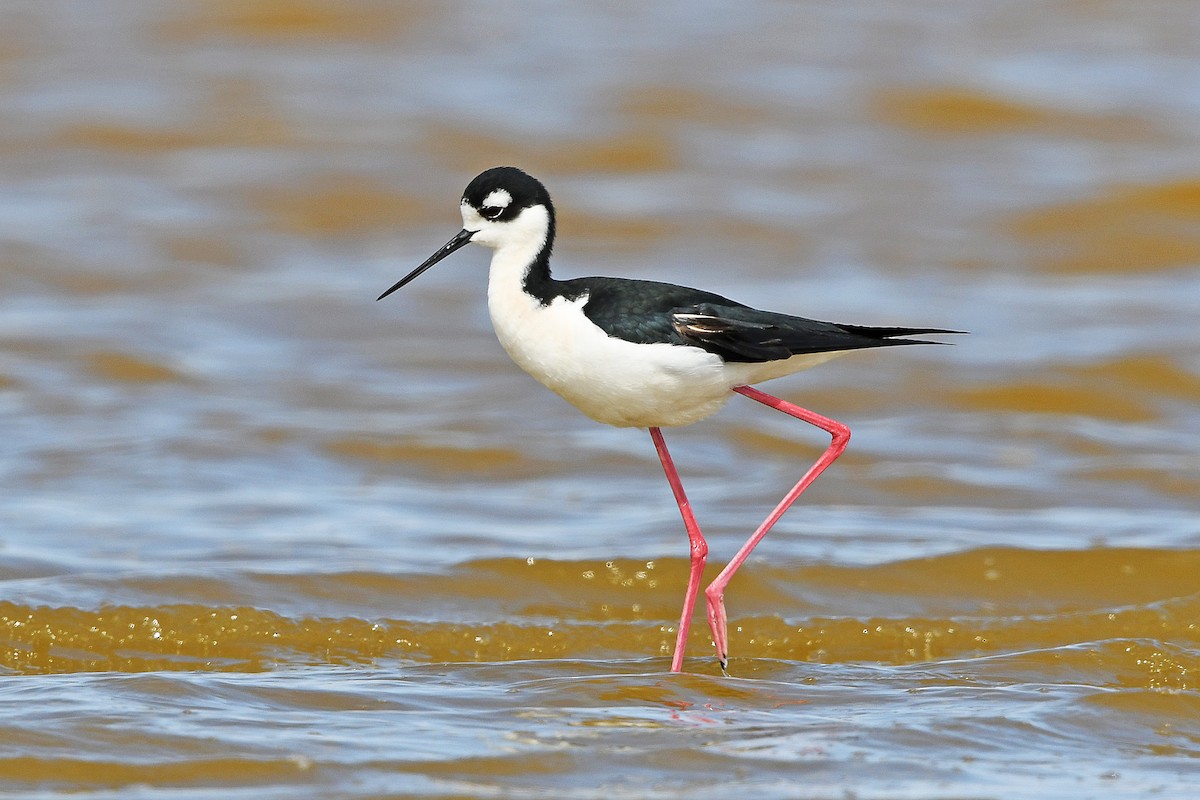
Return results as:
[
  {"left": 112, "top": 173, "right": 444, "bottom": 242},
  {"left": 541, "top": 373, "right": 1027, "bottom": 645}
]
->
[{"left": 490, "top": 290, "right": 736, "bottom": 427}]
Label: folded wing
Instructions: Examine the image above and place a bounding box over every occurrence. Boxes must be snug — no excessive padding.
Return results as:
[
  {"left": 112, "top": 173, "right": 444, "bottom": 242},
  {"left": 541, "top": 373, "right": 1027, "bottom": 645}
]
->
[{"left": 671, "top": 303, "right": 961, "bottom": 363}]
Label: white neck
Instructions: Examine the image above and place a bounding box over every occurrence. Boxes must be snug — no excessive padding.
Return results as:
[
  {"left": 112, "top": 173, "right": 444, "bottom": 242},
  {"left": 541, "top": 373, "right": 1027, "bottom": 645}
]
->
[{"left": 476, "top": 204, "right": 552, "bottom": 296}]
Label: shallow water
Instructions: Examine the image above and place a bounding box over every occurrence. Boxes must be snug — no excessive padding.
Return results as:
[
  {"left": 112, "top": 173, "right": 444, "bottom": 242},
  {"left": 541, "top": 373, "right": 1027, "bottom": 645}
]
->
[{"left": 2, "top": 1, "right": 1199, "bottom": 797}]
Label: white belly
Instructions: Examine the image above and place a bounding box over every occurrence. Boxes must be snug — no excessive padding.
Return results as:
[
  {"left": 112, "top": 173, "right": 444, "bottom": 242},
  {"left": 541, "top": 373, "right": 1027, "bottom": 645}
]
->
[{"left": 486, "top": 282, "right": 842, "bottom": 428}]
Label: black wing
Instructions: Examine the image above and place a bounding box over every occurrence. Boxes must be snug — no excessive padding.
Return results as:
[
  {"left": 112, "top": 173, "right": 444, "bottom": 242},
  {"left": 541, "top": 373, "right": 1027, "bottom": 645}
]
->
[
  {"left": 572, "top": 277, "right": 962, "bottom": 364},
  {"left": 671, "top": 304, "right": 961, "bottom": 362},
  {"left": 572, "top": 277, "right": 744, "bottom": 346}
]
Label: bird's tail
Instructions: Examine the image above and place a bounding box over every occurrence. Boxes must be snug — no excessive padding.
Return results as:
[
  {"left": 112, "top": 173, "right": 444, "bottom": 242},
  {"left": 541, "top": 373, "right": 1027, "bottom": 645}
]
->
[{"left": 834, "top": 323, "right": 966, "bottom": 344}]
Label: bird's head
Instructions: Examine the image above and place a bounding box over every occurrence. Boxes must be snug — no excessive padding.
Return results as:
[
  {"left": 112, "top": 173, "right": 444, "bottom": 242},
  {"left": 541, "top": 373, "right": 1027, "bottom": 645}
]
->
[{"left": 378, "top": 166, "right": 555, "bottom": 301}]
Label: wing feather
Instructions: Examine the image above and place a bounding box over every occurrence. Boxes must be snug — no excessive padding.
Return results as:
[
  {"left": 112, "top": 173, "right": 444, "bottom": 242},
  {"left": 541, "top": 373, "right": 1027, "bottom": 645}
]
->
[{"left": 671, "top": 304, "right": 960, "bottom": 363}]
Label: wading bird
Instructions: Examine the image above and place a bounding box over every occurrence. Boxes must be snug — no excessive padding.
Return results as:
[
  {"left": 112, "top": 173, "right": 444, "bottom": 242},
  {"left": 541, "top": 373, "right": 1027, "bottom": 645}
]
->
[{"left": 378, "top": 167, "right": 958, "bottom": 673}]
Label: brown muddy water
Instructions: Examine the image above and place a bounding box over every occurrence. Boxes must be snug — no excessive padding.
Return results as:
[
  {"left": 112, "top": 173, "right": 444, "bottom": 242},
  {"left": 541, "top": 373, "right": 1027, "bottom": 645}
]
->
[{"left": 2, "top": 2, "right": 1200, "bottom": 798}]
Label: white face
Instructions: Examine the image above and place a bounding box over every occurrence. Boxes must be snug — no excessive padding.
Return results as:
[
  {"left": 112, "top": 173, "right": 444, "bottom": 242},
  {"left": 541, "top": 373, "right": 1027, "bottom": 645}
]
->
[
  {"left": 482, "top": 189, "right": 512, "bottom": 210},
  {"left": 460, "top": 199, "right": 551, "bottom": 254}
]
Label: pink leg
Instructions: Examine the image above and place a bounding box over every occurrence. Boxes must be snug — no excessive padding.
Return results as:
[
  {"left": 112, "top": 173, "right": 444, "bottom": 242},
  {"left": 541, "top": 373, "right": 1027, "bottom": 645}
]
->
[
  {"left": 649, "top": 427, "right": 708, "bottom": 673},
  {"left": 704, "top": 385, "right": 851, "bottom": 673}
]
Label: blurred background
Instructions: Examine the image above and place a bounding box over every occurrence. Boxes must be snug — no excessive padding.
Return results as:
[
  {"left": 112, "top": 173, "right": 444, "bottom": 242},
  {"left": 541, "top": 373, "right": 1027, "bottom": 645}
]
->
[{"left": 1, "top": 1, "right": 1198, "bottom": 797}]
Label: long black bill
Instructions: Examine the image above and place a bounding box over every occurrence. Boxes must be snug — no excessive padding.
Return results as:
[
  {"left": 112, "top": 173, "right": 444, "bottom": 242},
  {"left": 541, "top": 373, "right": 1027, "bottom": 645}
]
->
[{"left": 377, "top": 228, "right": 475, "bottom": 301}]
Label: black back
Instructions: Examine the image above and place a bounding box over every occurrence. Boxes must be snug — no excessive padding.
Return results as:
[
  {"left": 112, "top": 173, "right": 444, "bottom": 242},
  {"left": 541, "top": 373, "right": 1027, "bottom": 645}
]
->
[{"left": 572, "top": 277, "right": 953, "bottom": 362}]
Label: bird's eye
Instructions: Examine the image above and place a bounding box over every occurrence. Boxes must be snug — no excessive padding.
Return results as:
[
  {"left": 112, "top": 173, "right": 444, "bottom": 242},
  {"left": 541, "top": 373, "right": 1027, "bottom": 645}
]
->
[{"left": 480, "top": 205, "right": 504, "bottom": 219}]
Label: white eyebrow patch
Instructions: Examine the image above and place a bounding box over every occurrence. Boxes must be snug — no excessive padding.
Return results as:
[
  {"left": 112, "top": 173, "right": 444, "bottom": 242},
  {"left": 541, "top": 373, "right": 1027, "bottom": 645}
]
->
[{"left": 482, "top": 188, "right": 512, "bottom": 208}]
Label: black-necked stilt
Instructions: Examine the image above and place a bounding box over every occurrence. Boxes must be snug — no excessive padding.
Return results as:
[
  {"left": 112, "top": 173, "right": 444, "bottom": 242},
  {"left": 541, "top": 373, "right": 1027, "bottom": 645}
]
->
[{"left": 379, "top": 166, "right": 960, "bottom": 674}]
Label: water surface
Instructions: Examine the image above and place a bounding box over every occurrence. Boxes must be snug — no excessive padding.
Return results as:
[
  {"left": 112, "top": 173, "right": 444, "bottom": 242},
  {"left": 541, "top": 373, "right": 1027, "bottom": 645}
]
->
[{"left": 2, "top": 1, "right": 1199, "bottom": 797}]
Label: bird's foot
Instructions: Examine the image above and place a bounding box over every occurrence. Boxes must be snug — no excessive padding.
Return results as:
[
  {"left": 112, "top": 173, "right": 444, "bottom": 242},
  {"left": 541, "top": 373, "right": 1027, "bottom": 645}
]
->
[{"left": 705, "top": 586, "right": 729, "bottom": 676}]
